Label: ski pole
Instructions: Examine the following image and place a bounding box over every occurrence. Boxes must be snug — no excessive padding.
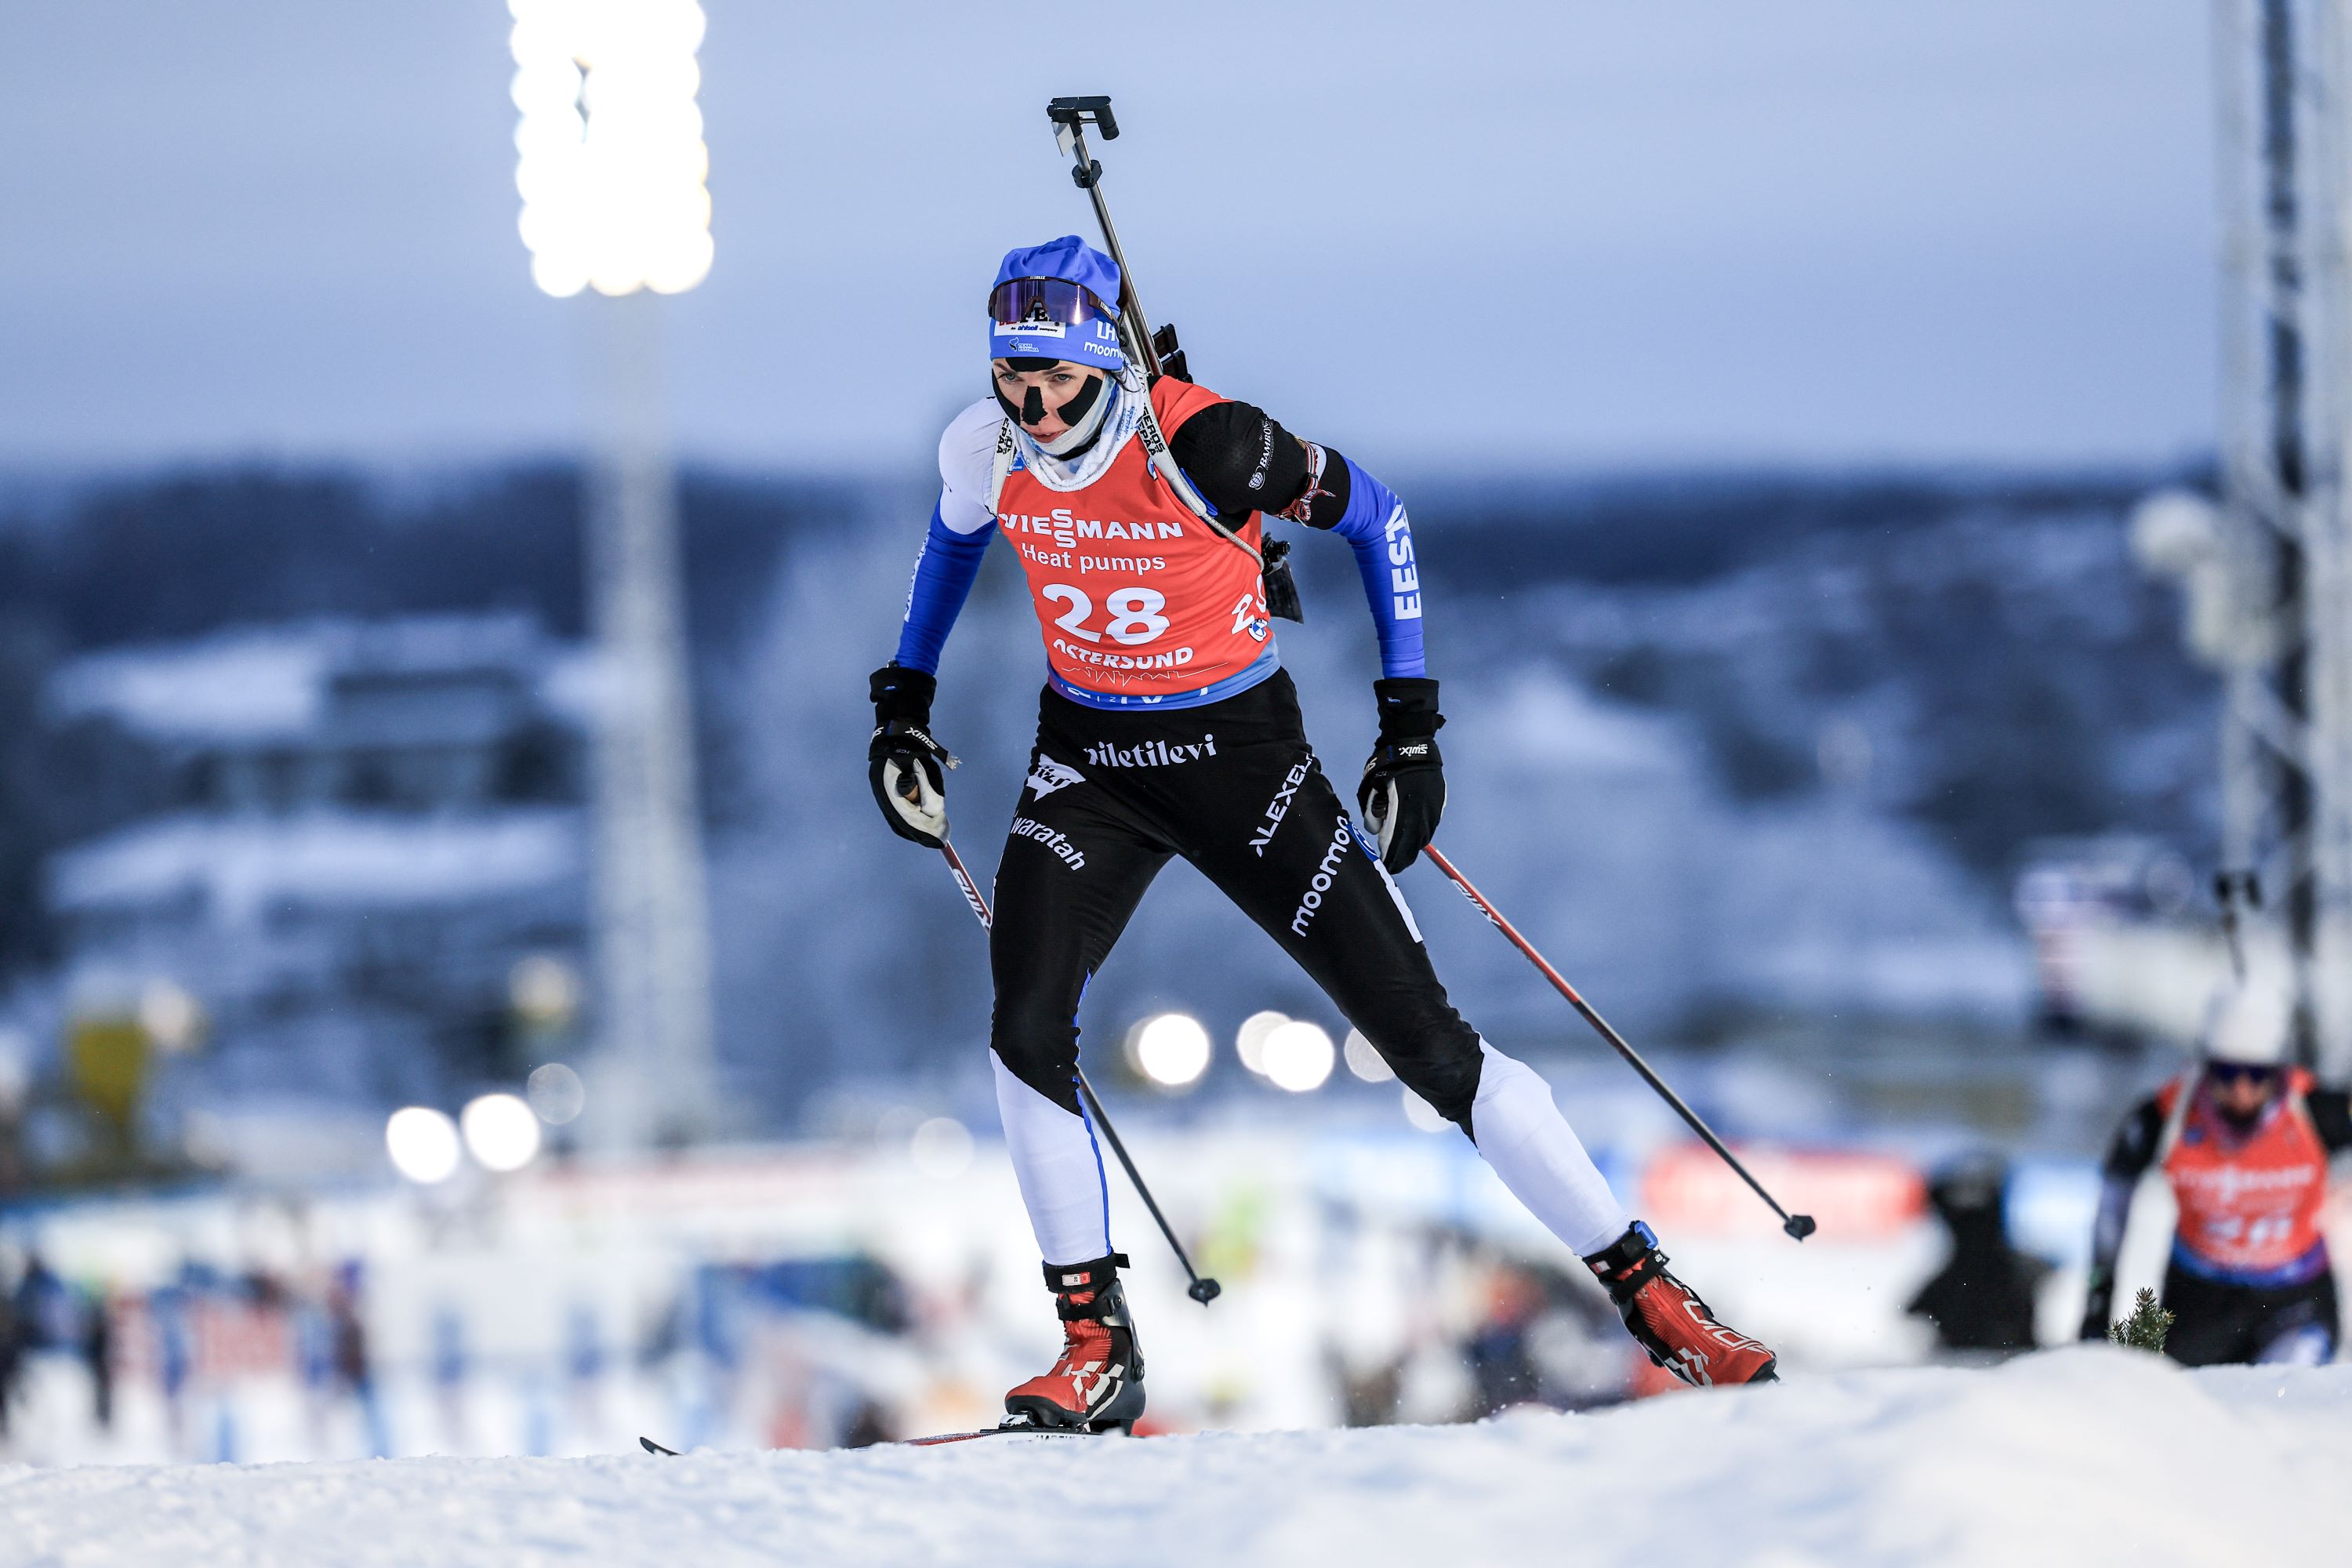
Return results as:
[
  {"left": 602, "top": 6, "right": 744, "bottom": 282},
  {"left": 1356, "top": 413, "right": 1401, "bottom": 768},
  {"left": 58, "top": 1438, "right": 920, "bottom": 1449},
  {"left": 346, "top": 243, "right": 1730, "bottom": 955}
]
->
[
  {"left": 1072, "top": 1073, "right": 1221, "bottom": 1305},
  {"left": 1421, "top": 845, "right": 1817, "bottom": 1243},
  {"left": 938, "top": 841, "right": 1224, "bottom": 1303}
]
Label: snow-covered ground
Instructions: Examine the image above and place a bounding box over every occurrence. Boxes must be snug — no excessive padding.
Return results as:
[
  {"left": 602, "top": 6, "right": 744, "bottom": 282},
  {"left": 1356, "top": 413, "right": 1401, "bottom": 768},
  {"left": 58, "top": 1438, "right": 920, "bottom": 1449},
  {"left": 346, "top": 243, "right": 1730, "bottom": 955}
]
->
[{"left": 5, "top": 1352, "right": 2345, "bottom": 1568}]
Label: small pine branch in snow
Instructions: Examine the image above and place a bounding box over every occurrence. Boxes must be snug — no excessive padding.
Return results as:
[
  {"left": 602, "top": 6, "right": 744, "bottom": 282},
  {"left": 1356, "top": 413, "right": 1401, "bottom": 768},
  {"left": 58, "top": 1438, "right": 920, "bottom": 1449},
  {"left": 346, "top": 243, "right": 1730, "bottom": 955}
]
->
[{"left": 2106, "top": 1288, "right": 2174, "bottom": 1354}]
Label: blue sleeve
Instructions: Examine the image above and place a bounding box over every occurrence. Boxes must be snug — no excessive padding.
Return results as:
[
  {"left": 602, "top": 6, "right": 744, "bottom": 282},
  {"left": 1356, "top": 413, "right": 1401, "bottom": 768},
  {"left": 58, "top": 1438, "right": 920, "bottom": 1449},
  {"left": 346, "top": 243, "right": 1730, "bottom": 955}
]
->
[
  {"left": 891, "top": 501, "right": 993, "bottom": 674},
  {"left": 1328, "top": 458, "right": 1427, "bottom": 679}
]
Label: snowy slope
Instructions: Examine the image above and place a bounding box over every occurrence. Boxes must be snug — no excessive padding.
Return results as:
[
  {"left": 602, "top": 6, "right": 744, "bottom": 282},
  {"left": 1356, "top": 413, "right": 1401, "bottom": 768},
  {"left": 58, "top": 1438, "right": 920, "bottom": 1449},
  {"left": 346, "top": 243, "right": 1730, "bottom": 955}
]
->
[{"left": 5, "top": 1351, "right": 2346, "bottom": 1568}]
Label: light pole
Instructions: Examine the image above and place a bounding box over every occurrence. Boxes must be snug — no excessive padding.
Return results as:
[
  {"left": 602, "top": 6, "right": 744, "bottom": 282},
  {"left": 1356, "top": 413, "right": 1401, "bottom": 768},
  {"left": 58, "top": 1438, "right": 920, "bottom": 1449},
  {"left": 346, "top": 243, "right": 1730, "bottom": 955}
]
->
[
  {"left": 510, "top": 0, "right": 718, "bottom": 1142},
  {"left": 2195, "top": 0, "right": 2352, "bottom": 1078}
]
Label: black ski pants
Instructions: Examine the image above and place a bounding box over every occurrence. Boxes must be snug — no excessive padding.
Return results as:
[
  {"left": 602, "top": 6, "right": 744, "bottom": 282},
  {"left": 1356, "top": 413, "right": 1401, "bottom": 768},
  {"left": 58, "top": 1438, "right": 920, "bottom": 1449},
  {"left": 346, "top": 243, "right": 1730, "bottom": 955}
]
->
[
  {"left": 989, "top": 671, "right": 1486, "bottom": 1127},
  {"left": 2160, "top": 1262, "right": 2340, "bottom": 1367}
]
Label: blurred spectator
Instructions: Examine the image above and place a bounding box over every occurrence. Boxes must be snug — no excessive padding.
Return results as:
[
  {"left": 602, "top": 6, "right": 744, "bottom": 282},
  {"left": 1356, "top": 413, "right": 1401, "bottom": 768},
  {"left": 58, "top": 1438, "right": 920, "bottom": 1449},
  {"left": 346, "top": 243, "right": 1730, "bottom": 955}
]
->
[
  {"left": 432, "top": 1305, "right": 468, "bottom": 1450},
  {"left": 1464, "top": 1262, "right": 1547, "bottom": 1416},
  {"left": 154, "top": 1275, "right": 193, "bottom": 1450},
  {"left": 0, "top": 1066, "right": 27, "bottom": 1198},
  {"left": 80, "top": 1285, "right": 112, "bottom": 1430},
  {"left": 328, "top": 1263, "right": 386, "bottom": 1457},
  {"left": 0, "top": 1256, "right": 20, "bottom": 1439},
  {"left": 1329, "top": 1348, "right": 1403, "bottom": 1428},
  {"left": 1906, "top": 1154, "right": 2047, "bottom": 1354},
  {"left": 840, "top": 1398, "right": 892, "bottom": 1449},
  {"left": 13, "top": 1252, "right": 70, "bottom": 1350}
]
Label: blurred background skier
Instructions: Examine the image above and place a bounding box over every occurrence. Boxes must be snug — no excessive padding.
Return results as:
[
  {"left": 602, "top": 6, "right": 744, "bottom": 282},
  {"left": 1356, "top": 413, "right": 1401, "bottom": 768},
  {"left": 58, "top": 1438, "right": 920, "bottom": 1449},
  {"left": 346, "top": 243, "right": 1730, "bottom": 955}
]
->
[
  {"left": 2078, "top": 974, "right": 2352, "bottom": 1364},
  {"left": 866, "top": 236, "right": 1778, "bottom": 1432}
]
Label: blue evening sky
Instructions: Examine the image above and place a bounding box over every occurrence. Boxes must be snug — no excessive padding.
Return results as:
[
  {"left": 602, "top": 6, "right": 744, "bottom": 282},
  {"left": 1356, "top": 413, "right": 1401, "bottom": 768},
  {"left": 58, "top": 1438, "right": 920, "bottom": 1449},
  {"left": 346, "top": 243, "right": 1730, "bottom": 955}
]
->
[{"left": 0, "top": 2, "right": 2216, "bottom": 472}]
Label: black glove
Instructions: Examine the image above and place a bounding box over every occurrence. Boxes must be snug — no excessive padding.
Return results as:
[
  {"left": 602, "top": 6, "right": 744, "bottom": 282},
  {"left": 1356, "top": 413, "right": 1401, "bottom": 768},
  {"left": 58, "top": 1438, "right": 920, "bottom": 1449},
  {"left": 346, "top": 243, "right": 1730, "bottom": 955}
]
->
[
  {"left": 1358, "top": 677, "right": 1445, "bottom": 873},
  {"left": 868, "top": 664, "right": 953, "bottom": 848}
]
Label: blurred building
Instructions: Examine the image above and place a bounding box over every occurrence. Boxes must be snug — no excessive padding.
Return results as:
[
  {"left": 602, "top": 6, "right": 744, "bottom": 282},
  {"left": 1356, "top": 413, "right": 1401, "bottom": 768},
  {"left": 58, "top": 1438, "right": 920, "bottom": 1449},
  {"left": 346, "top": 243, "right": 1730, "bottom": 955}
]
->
[
  {"left": 2013, "top": 834, "right": 2204, "bottom": 1043},
  {"left": 42, "top": 615, "right": 591, "bottom": 1129}
]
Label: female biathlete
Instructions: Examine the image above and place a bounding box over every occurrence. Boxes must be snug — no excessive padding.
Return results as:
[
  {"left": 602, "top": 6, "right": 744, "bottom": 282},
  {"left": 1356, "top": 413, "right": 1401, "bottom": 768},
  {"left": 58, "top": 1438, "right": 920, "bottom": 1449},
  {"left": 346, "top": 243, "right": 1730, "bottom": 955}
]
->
[
  {"left": 2080, "top": 978, "right": 2351, "bottom": 1363},
  {"left": 867, "top": 236, "right": 1778, "bottom": 1430}
]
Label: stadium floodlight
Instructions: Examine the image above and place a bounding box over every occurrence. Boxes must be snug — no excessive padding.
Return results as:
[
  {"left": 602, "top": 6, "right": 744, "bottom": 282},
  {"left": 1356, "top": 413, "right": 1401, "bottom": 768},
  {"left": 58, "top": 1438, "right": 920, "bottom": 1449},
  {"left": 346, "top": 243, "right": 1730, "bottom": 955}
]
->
[
  {"left": 510, "top": 0, "right": 714, "bottom": 299},
  {"left": 385, "top": 1106, "right": 463, "bottom": 1183},
  {"left": 460, "top": 1092, "right": 544, "bottom": 1173},
  {"left": 506, "top": 0, "right": 722, "bottom": 1149},
  {"left": 1130, "top": 1013, "right": 1211, "bottom": 1089},
  {"left": 1261, "top": 1020, "right": 1335, "bottom": 1093}
]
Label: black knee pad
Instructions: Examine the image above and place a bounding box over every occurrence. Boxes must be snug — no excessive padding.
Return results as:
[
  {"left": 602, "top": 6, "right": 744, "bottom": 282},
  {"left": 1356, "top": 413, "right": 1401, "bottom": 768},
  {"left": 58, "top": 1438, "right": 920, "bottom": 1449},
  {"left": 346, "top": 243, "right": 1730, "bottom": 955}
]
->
[
  {"left": 990, "top": 1001, "right": 1083, "bottom": 1113},
  {"left": 1368, "top": 1017, "right": 1484, "bottom": 1131}
]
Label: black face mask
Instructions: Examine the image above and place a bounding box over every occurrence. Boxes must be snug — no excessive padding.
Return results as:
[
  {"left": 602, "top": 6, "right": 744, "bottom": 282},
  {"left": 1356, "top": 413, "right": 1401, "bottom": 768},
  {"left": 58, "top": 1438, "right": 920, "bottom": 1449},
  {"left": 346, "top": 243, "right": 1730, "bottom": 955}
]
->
[{"left": 994, "top": 370, "right": 1105, "bottom": 434}]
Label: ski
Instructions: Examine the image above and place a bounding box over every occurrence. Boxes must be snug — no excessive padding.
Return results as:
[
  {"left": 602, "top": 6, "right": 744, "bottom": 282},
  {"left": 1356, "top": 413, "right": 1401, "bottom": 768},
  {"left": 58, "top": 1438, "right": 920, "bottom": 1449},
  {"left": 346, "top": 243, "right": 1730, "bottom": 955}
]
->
[
  {"left": 902, "top": 1423, "right": 1107, "bottom": 1447},
  {"left": 637, "top": 1418, "right": 1119, "bottom": 1456}
]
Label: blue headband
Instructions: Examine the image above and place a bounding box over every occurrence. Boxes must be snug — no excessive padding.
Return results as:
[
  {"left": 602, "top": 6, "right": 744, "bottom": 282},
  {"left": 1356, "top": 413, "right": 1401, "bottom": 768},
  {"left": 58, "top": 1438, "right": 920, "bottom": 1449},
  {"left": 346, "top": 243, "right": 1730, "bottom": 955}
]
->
[{"left": 990, "top": 314, "right": 1125, "bottom": 368}]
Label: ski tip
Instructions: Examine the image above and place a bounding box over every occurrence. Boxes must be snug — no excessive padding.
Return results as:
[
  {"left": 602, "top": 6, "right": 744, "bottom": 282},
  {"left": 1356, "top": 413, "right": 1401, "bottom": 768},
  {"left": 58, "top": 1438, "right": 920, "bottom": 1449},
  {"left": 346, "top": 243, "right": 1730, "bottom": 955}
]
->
[{"left": 639, "top": 1436, "right": 681, "bottom": 1457}]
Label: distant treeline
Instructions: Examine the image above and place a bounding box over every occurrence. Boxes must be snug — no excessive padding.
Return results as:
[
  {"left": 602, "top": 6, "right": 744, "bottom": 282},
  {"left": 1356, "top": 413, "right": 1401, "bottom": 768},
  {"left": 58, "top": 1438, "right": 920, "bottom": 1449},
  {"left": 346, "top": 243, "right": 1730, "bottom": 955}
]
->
[
  {"left": 1392, "top": 466, "right": 2202, "bottom": 590},
  {"left": 0, "top": 466, "right": 871, "bottom": 657},
  {"left": 0, "top": 460, "right": 2216, "bottom": 985}
]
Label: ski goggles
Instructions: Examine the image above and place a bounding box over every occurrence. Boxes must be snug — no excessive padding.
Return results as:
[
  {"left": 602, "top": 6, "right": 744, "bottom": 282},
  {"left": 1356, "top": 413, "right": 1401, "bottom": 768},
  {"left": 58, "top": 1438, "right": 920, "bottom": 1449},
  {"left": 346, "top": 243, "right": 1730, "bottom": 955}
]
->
[
  {"left": 989, "top": 277, "right": 1113, "bottom": 327},
  {"left": 988, "top": 278, "right": 1126, "bottom": 368},
  {"left": 2205, "top": 1061, "right": 2283, "bottom": 1087}
]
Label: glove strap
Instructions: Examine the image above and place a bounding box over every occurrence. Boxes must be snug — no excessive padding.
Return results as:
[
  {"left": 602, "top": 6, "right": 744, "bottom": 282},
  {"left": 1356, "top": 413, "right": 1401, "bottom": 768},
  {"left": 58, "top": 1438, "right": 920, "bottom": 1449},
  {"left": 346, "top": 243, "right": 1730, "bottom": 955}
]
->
[
  {"left": 1372, "top": 677, "right": 1443, "bottom": 742},
  {"left": 871, "top": 717, "right": 956, "bottom": 769},
  {"left": 869, "top": 662, "right": 937, "bottom": 725}
]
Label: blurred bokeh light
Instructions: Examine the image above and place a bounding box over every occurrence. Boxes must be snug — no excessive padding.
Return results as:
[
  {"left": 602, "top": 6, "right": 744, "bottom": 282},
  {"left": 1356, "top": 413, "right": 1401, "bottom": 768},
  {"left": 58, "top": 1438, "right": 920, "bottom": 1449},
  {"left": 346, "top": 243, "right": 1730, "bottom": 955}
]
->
[
  {"left": 1129, "top": 1013, "right": 1211, "bottom": 1089},
  {"left": 385, "top": 1107, "right": 463, "bottom": 1184}
]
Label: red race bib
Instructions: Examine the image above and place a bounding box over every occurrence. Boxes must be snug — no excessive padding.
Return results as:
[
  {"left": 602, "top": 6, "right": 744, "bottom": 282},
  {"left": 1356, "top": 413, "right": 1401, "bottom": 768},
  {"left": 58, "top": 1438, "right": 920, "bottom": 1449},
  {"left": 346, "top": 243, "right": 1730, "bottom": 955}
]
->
[
  {"left": 2161, "top": 1068, "right": 2332, "bottom": 1275},
  {"left": 995, "top": 379, "right": 1270, "bottom": 701}
]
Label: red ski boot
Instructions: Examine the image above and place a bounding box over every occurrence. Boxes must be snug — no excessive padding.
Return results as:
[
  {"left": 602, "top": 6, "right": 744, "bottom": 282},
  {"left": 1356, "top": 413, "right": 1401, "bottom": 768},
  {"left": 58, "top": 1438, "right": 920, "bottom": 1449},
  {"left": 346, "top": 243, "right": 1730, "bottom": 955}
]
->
[
  {"left": 1004, "top": 1252, "right": 1146, "bottom": 1432},
  {"left": 1584, "top": 1222, "right": 1778, "bottom": 1387}
]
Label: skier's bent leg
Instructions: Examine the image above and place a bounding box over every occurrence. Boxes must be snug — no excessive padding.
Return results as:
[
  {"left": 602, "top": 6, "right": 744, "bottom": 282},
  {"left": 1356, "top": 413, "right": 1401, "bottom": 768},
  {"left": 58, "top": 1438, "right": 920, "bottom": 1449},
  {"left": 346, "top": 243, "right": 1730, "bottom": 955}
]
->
[
  {"left": 990, "top": 1054, "right": 1111, "bottom": 1265},
  {"left": 2249, "top": 1276, "right": 2338, "bottom": 1367},
  {"left": 1197, "top": 786, "right": 1628, "bottom": 1255},
  {"left": 986, "top": 1053, "right": 1146, "bottom": 1426},
  {"left": 1195, "top": 766, "right": 1776, "bottom": 1385},
  {"left": 1472, "top": 1046, "right": 1773, "bottom": 1380},
  {"left": 984, "top": 753, "right": 1163, "bottom": 1428},
  {"left": 989, "top": 968, "right": 1116, "bottom": 1265},
  {"left": 1470, "top": 1043, "right": 1629, "bottom": 1256},
  {"left": 989, "top": 1026, "right": 1148, "bottom": 1427},
  {"left": 985, "top": 777, "right": 1165, "bottom": 1265}
]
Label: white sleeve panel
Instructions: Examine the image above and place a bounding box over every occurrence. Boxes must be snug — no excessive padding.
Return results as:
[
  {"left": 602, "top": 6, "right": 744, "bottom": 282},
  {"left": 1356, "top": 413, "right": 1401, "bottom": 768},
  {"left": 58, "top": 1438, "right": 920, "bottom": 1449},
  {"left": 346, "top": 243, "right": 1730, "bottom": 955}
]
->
[{"left": 937, "top": 398, "right": 1004, "bottom": 535}]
